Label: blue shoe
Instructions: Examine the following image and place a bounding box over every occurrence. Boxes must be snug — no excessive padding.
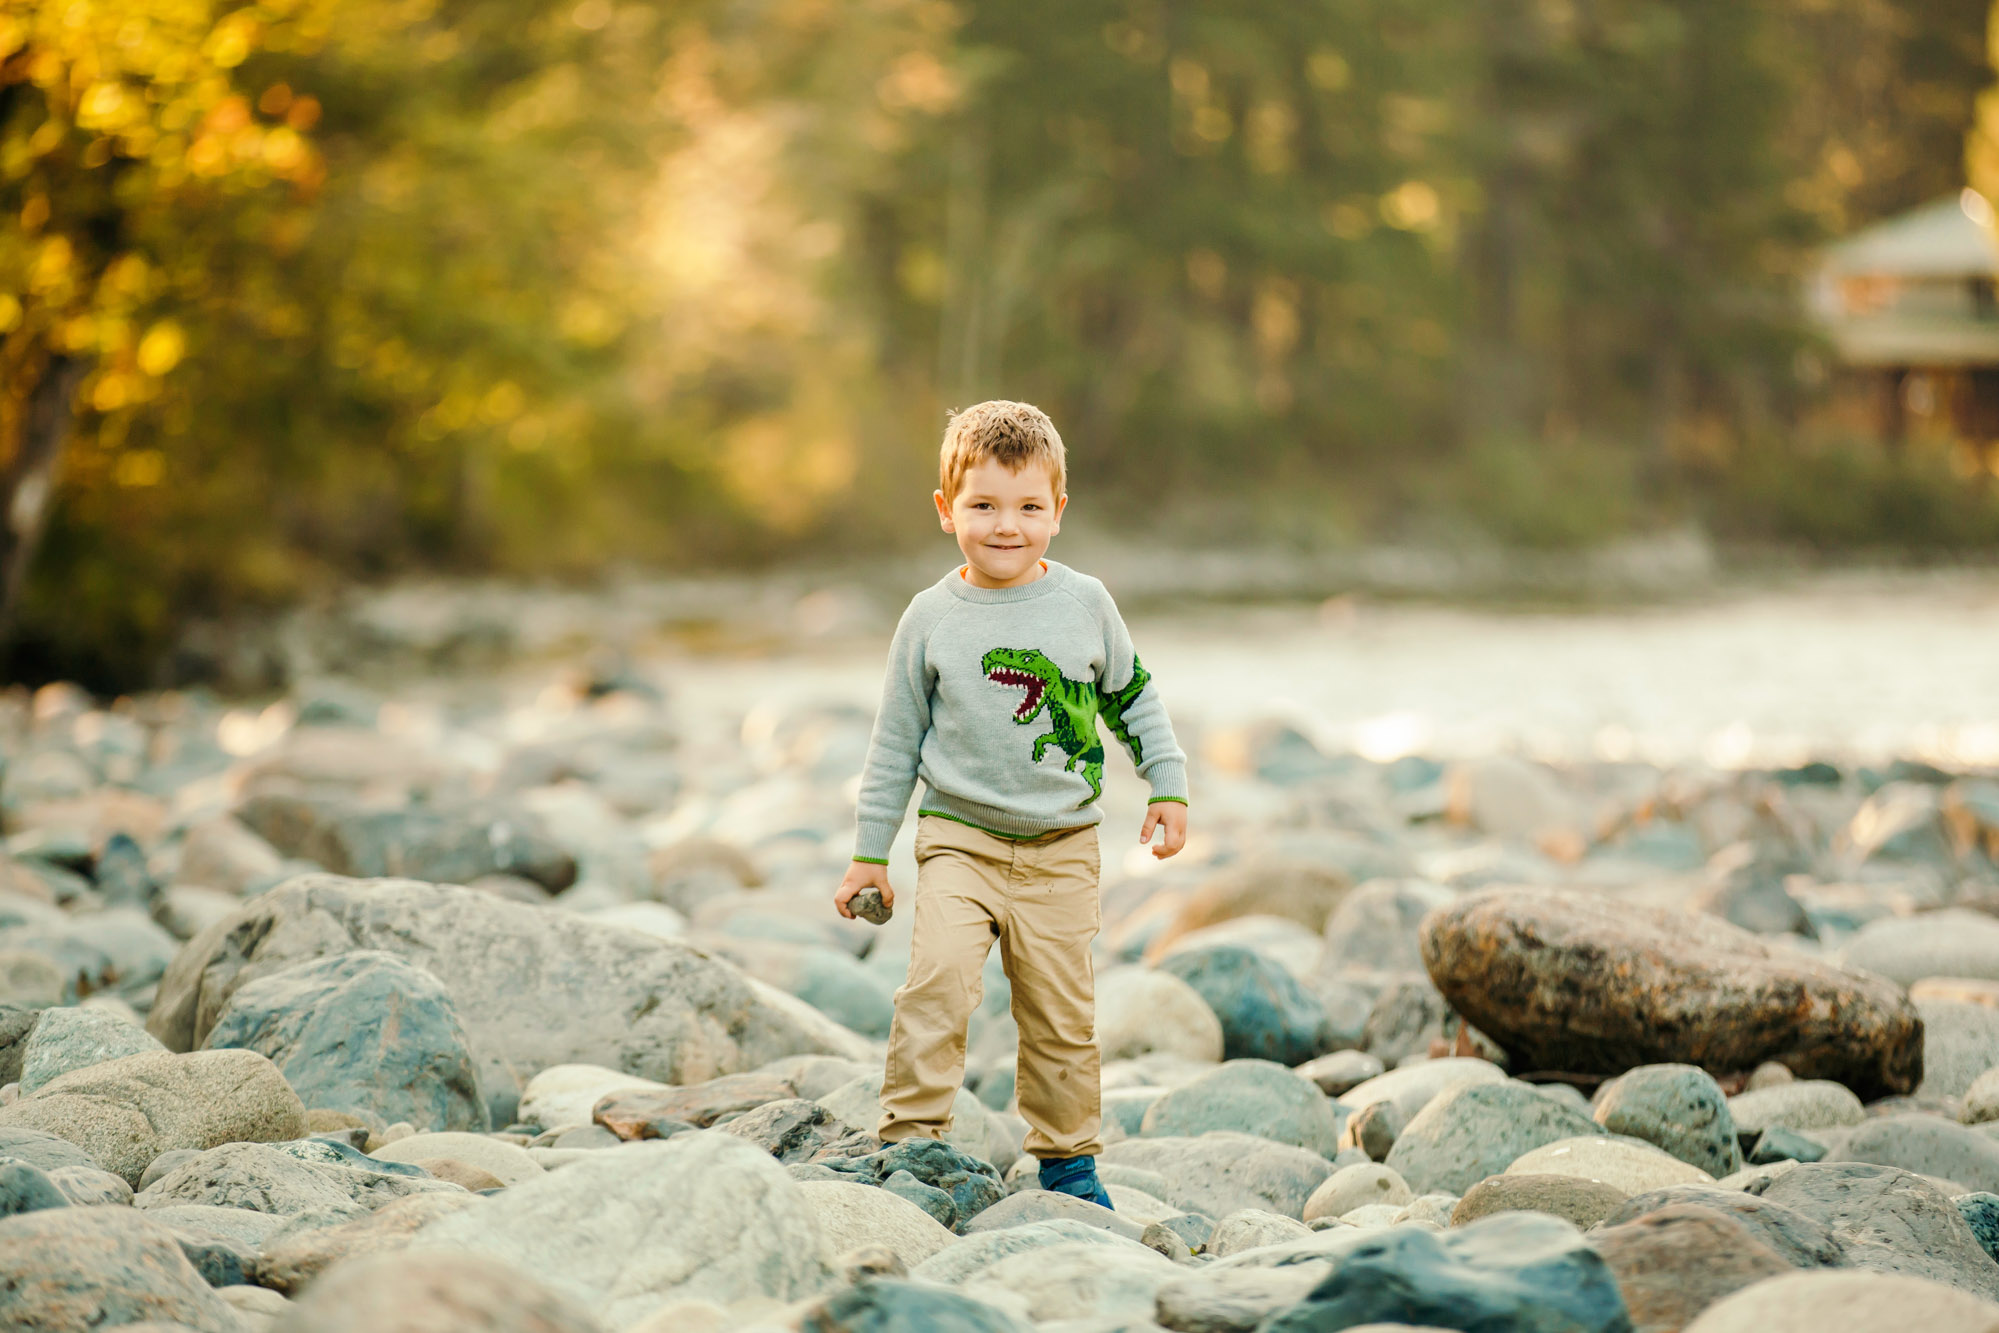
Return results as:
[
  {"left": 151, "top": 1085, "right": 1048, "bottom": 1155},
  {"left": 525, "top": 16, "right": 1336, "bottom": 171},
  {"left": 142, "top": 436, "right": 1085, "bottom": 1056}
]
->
[{"left": 1038, "top": 1155, "right": 1113, "bottom": 1210}]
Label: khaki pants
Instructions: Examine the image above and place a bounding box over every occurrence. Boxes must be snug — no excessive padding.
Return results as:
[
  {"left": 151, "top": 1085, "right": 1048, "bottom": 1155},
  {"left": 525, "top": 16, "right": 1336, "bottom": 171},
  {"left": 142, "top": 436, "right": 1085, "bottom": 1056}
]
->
[{"left": 878, "top": 813, "right": 1103, "bottom": 1159}]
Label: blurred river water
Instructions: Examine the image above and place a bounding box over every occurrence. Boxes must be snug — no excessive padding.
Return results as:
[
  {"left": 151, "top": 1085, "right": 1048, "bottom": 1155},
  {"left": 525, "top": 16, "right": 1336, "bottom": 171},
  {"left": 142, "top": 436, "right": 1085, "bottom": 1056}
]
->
[{"left": 636, "top": 568, "right": 1999, "bottom": 773}]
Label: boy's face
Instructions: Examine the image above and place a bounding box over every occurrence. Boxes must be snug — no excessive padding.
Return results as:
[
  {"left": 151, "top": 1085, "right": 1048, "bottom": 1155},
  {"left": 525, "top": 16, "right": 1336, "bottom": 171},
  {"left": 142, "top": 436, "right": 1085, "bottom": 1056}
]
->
[{"left": 934, "top": 458, "right": 1066, "bottom": 589}]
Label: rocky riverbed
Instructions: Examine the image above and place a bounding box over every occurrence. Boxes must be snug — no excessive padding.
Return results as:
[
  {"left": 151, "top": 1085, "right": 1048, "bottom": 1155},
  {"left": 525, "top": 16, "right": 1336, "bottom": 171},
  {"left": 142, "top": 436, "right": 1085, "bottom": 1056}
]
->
[{"left": 4, "top": 615, "right": 1999, "bottom": 1332}]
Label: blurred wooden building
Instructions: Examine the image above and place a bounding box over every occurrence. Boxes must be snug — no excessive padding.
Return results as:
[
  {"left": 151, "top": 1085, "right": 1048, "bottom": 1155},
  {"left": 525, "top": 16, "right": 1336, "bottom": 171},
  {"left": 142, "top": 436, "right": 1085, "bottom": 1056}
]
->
[{"left": 1809, "top": 189, "right": 1999, "bottom": 452}]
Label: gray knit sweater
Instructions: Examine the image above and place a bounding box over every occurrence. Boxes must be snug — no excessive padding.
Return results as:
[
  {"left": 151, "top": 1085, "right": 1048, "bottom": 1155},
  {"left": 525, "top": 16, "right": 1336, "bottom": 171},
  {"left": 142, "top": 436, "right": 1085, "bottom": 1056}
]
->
[{"left": 851, "top": 559, "right": 1189, "bottom": 863}]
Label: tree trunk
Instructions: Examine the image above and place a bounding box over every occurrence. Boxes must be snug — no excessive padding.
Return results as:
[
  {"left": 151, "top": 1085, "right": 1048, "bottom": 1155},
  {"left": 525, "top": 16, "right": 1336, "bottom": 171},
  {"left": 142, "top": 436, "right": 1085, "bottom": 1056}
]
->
[{"left": 0, "top": 355, "right": 87, "bottom": 641}]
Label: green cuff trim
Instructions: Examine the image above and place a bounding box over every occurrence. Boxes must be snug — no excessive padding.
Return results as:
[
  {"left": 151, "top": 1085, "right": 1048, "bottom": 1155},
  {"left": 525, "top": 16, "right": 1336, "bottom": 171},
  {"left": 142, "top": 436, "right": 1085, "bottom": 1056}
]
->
[
  {"left": 851, "top": 856, "right": 889, "bottom": 865},
  {"left": 1146, "top": 796, "right": 1188, "bottom": 806}
]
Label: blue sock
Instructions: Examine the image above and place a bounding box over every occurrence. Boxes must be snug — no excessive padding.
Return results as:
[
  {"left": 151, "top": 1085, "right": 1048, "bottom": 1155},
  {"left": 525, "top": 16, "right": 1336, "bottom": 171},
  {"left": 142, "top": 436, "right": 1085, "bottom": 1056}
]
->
[{"left": 1038, "top": 1155, "right": 1113, "bottom": 1210}]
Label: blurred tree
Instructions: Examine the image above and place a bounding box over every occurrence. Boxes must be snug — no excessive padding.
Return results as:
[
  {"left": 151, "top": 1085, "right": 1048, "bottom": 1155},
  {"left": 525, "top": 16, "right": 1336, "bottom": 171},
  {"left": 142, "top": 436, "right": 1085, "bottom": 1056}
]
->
[
  {"left": 7, "top": 0, "right": 953, "bottom": 685},
  {"left": 1488, "top": 0, "right": 1818, "bottom": 466},
  {"left": 1798, "top": 0, "right": 1990, "bottom": 232},
  {"left": 849, "top": 0, "right": 1477, "bottom": 526},
  {"left": 852, "top": 0, "right": 1833, "bottom": 521},
  {"left": 1967, "top": 0, "right": 1999, "bottom": 210},
  {"left": 0, "top": 0, "right": 326, "bottom": 642}
]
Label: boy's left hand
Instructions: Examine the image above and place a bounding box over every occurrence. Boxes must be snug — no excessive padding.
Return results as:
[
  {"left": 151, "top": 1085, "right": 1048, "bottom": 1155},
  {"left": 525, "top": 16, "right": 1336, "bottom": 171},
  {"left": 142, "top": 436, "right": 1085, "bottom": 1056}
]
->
[{"left": 1140, "top": 801, "right": 1187, "bottom": 859}]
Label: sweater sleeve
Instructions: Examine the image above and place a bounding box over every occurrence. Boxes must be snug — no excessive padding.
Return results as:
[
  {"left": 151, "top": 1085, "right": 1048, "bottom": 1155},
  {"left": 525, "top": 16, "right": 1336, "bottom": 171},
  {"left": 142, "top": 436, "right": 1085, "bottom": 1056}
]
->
[
  {"left": 1095, "top": 588, "right": 1189, "bottom": 804},
  {"left": 851, "top": 599, "right": 937, "bottom": 862}
]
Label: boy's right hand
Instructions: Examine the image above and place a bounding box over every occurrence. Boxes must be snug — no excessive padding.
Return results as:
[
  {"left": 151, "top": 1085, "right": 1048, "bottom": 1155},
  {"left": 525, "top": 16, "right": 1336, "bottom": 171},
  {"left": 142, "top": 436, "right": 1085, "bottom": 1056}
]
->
[{"left": 834, "top": 860, "right": 894, "bottom": 920}]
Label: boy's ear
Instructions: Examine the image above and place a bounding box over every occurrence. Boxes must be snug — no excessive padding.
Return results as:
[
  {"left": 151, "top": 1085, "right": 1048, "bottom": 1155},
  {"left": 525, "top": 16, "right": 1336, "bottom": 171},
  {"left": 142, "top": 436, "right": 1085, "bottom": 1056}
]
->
[{"left": 933, "top": 488, "right": 955, "bottom": 532}]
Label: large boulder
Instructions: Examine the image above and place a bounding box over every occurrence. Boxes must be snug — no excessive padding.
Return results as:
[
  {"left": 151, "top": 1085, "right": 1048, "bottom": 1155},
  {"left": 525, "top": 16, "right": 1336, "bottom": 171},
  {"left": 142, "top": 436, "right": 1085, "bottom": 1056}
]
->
[
  {"left": 202, "top": 951, "right": 487, "bottom": 1133},
  {"left": 1751, "top": 1162, "right": 1999, "bottom": 1299},
  {"left": 147, "top": 876, "right": 871, "bottom": 1121},
  {"left": 1421, "top": 889, "right": 1924, "bottom": 1098},
  {"left": 0, "top": 1205, "right": 246, "bottom": 1332},
  {"left": 1683, "top": 1270, "right": 1999, "bottom": 1333},
  {"left": 0, "top": 1048, "right": 306, "bottom": 1186},
  {"left": 408, "top": 1131, "right": 830, "bottom": 1327},
  {"left": 1261, "top": 1211, "right": 1631, "bottom": 1333},
  {"left": 1101, "top": 1132, "right": 1333, "bottom": 1220},
  {"left": 1139, "top": 1060, "right": 1341, "bottom": 1157},
  {"left": 1384, "top": 1079, "right": 1604, "bottom": 1197},
  {"left": 1156, "top": 945, "right": 1328, "bottom": 1066},
  {"left": 17, "top": 1005, "right": 166, "bottom": 1094},
  {"left": 270, "top": 1249, "right": 601, "bottom": 1333},
  {"left": 1589, "top": 1204, "right": 1804, "bottom": 1333}
]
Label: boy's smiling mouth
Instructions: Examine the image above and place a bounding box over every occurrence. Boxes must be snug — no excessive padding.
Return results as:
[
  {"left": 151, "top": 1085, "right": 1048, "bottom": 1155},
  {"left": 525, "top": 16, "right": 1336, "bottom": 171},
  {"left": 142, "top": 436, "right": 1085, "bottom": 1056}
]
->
[{"left": 987, "top": 667, "right": 1046, "bottom": 720}]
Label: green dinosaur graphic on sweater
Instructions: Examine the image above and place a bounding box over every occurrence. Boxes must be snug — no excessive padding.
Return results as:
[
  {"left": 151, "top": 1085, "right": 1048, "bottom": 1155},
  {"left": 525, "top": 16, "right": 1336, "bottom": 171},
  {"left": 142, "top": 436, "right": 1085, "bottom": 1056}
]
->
[{"left": 981, "top": 646, "right": 1153, "bottom": 806}]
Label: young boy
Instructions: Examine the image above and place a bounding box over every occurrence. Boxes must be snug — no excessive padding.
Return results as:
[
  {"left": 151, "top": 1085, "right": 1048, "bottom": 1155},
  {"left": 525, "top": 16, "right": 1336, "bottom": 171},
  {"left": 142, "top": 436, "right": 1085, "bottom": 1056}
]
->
[{"left": 833, "top": 399, "right": 1189, "bottom": 1210}]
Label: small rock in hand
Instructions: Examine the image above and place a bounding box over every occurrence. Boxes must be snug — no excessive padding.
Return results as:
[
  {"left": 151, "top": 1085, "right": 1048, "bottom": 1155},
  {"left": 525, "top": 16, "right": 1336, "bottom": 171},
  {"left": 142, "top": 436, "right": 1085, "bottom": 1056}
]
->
[{"left": 851, "top": 888, "right": 892, "bottom": 926}]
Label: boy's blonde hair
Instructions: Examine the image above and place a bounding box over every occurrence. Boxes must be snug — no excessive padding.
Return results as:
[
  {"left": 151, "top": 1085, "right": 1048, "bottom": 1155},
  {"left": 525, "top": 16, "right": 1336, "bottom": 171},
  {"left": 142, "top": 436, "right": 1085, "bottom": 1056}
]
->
[{"left": 939, "top": 400, "right": 1066, "bottom": 503}]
